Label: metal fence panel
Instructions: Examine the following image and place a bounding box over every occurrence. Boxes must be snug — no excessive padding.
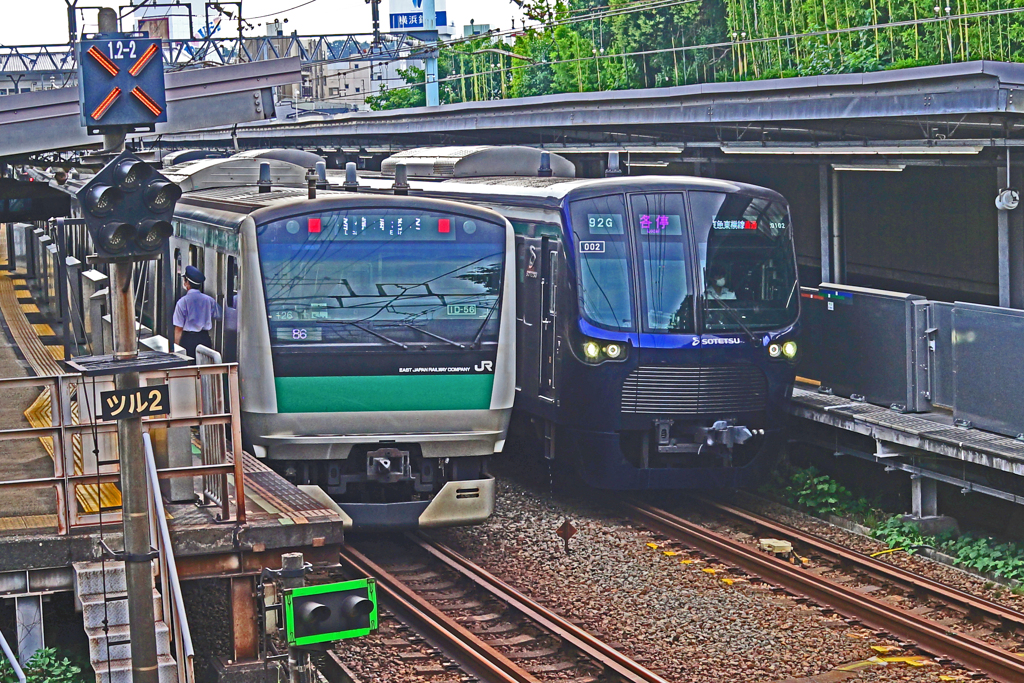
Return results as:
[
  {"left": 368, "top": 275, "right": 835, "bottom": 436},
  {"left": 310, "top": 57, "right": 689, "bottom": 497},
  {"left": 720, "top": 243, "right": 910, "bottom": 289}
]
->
[
  {"left": 930, "top": 302, "right": 955, "bottom": 409},
  {"left": 796, "top": 283, "right": 931, "bottom": 411},
  {"left": 953, "top": 302, "right": 1024, "bottom": 436}
]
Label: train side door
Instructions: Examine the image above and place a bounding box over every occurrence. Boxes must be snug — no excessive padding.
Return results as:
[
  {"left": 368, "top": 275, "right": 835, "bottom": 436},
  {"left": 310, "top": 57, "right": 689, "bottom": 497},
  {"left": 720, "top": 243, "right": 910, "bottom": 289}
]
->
[
  {"left": 520, "top": 236, "right": 543, "bottom": 398},
  {"left": 539, "top": 237, "right": 559, "bottom": 402},
  {"left": 514, "top": 237, "right": 527, "bottom": 392},
  {"left": 222, "top": 256, "right": 239, "bottom": 362}
]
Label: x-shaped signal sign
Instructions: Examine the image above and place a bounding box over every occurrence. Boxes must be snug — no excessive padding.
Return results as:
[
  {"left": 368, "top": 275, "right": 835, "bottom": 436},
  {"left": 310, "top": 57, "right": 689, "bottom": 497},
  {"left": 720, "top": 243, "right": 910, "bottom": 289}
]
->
[{"left": 85, "top": 43, "right": 162, "bottom": 121}]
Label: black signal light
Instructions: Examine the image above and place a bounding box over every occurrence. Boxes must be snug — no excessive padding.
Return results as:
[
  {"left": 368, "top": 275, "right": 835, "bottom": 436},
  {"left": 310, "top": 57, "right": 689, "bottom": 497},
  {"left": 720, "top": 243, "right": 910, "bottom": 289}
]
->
[{"left": 77, "top": 150, "right": 180, "bottom": 262}]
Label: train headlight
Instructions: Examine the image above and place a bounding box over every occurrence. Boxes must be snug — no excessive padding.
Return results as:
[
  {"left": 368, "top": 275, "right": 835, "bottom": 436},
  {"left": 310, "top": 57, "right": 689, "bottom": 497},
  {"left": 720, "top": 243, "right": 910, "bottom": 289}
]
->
[
  {"left": 604, "top": 343, "right": 623, "bottom": 359},
  {"left": 768, "top": 343, "right": 781, "bottom": 358},
  {"left": 782, "top": 340, "right": 798, "bottom": 359},
  {"left": 583, "top": 341, "right": 601, "bottom": 360}
]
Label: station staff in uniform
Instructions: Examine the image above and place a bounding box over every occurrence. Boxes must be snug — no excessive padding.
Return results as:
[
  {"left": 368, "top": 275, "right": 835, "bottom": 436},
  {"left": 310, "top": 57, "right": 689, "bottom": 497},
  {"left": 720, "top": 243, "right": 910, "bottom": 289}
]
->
[{"left": 173, "top": 265, "right": 220, "bottom": 359}]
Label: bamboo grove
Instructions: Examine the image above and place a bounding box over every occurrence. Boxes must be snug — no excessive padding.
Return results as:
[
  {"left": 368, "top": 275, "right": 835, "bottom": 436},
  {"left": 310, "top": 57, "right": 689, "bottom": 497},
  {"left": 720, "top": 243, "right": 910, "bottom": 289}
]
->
[{"left": 365, "top": 0, "right": 1024, "bottom": 109}]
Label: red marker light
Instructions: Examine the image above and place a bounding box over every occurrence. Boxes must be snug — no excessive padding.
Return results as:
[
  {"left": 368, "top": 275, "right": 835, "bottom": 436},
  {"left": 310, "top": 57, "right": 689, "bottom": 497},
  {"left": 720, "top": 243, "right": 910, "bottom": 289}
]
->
[
  {"left": 87, "top": 46, "right": 120, "bottom": 76},
  {"left": 744, "top": 220, "right": 757, "bottom": 230},
  {"left": 308, "top": 218, "right": 321, "bottom": 233},
  {"left": 128, "top": 43, "right": 160, "bottom": 76},
  {"left": 438, "top": 219, "right": 450, "bottom": 234},
  {"left": 91, "top": 86, "right": 122, "bottom": 121},
  {"left": 130, "top": 86, "right": 163, "bottom": 116}
]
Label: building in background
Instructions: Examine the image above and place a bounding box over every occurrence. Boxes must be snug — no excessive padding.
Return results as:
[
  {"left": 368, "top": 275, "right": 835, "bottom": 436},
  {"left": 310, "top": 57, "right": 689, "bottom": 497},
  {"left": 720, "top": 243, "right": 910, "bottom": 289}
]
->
[
  {"left": 463, "top": 21, "right": 491, "bottom": 37},
  {"left": 132, "top": 0, "right": 209, "bottom": 40}
]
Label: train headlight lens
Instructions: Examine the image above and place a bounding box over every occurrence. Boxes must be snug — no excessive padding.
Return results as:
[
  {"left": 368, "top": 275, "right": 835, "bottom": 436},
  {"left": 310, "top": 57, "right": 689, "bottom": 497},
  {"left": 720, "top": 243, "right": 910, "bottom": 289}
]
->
[
  {"left": 782, "top": 340, "right": 798, "bottom": 358},
  {"left": 604, "top": 343, "right": 623, "bottom": 359},
  {"left": 768, "top": 343, "right": 781, "bottom": 358},
  {"left": 583, "top": 341, "right": 601, "bottom": 360}
]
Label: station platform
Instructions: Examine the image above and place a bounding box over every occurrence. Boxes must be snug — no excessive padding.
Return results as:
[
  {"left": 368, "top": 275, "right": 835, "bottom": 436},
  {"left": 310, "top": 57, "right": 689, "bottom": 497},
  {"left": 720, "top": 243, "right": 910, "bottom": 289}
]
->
[
  {"left": 0, "top": 229, "right": 345, "bottom": 580},
  {"left": 789, "top": 382, "right": 1024, "bottom": 504}
]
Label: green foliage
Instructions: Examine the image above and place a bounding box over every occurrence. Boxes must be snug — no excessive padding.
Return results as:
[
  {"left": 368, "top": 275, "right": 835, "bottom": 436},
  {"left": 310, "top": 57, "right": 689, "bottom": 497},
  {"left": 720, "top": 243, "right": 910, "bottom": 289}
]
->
[
  {"left": 365, "top": 66, "right": 426, "bottom": 110},
  {"left": 786, "top": 466, "right": 863, "bottom": 517},
  {"left": 374, "top": 0, "right": 1024, "bottom": 110},
  {"left": 870, "top": 516, "right": 929, "bottom": 554},
  {"left": 871, "top": 516, "right": 1024, "bottom": 584},
  {"left": 944, "top": 535, "right": 1024, "bottom": 583},
  {"left": 0, "top": 647, "right": 88, "bottom": 683}
]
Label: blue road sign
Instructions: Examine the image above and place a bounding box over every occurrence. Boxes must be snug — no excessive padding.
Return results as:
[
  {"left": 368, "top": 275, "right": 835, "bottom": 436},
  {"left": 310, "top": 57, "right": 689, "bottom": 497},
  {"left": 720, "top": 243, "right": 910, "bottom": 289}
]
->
[{"left": 77, "top": 33, "right": 167, "bottom": 134}]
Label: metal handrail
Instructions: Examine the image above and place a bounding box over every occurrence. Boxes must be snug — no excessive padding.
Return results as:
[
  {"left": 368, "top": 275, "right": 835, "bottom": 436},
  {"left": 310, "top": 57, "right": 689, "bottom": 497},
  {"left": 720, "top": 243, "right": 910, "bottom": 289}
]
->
[
  {"left": 0, "top": 363, "right": 245, "bottom": 533},
  {"left": 0, "top": 627, "right": 25, "bottom": 683},
  {"left": 143, "top": 433, "right": 195, "bottom": 683}
]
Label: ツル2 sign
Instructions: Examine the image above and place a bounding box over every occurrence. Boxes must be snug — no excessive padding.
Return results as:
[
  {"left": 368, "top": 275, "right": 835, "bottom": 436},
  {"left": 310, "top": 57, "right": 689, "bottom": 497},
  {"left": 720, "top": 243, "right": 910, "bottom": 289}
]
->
[{"left": 101, "top": 384, "right": 170, "bottom": 421}]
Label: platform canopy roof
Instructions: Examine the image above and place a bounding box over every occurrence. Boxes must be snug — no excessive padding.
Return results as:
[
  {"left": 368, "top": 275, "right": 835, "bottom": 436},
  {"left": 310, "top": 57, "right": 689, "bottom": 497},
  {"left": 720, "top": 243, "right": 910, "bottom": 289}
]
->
[{"left": 154, "top": 60, "right": 1024, "bottom": 160}]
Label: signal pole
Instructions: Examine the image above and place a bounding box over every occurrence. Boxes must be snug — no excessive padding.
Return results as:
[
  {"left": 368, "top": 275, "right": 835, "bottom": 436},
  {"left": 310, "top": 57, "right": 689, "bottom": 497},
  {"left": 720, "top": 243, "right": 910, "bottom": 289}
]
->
[
  {"left": 86, "top": 11, "right": 160, "bottom": 680},
  {"left": 281, "top": 553, "right": 305, "bottom": 683},
  {"left": 112, "top": 262, "right": 160, "bottom": 683}
]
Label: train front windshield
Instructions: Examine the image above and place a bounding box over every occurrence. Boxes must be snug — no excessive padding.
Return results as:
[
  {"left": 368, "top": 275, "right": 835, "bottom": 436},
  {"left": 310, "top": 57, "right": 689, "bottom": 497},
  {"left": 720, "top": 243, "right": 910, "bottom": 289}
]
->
[
  {"left": 690, "top": 192, "right": 798, "bottom": 333},
  {"left": 570, "top": 190, "right": 797, "bottom": 335},
  {"left": 256, "top": 210, "right": 506, "bottom": 348}
]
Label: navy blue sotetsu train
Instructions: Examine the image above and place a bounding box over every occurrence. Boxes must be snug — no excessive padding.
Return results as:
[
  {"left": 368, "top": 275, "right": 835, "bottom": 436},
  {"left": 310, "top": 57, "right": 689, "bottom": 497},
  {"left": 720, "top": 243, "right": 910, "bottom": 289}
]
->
[{"left": 356, "top": 146, "right": 800, "bottom": 490}]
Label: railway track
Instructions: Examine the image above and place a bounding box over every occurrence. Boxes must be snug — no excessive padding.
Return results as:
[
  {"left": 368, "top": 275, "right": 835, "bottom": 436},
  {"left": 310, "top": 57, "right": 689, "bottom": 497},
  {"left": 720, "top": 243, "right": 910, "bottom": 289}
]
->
[
  {"left": 339, "top": 534, "right": 669, "bottom": 683},
  {"left": 625, "top": 500, "right": 1024, "bottom": 683},
  {"left": 698, "top": 496, "right": 1024, "bottom": 633}
]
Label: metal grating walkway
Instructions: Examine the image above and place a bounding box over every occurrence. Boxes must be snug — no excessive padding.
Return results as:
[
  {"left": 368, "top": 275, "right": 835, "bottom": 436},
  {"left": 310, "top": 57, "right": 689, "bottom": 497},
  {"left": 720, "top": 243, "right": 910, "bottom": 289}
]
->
[{"left": 790, "top": 385, "right": 1024, "bottom": 476}]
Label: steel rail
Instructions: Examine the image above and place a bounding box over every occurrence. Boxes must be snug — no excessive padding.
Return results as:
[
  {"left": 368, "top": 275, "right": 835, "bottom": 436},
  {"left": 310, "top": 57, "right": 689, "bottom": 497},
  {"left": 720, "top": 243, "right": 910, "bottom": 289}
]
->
[
  {"left": 699, "top": 497, "right": 1024, "bottom": 631},
  {"left": 412, "top": 533, "right": 671, "bottom": 683},
  {"left": 625, "top": 501, "right": 1024, "bottom": 683},
  {"left": 338, "top": 545, "right": 539, "bottom": 683}
]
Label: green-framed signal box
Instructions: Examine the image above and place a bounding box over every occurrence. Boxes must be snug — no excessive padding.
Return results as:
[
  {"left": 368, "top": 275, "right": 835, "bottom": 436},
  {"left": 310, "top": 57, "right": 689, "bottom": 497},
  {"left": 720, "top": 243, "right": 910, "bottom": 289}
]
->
[{"left": 284, "top": 578, "right": 378, "bottom": 646}]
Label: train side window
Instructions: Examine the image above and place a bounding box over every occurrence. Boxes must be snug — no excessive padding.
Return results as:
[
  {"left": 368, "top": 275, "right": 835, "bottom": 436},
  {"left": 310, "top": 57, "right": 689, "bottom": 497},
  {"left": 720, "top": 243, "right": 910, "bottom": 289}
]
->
[
  {"left": 510, "top": 221, "right": 561, "bottom": 239},
  {"left": 173, "top": 248, "right": 183, "bottom": 300},
  {"left": 226, "top": 256, "right": 238, "bottom": 308}
]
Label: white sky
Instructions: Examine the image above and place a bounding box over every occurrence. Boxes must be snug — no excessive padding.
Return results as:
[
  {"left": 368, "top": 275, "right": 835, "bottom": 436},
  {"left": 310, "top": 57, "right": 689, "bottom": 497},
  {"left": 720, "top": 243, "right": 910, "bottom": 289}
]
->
[{"left": 0, "top": 0, "right": 525, "bottom": 45}]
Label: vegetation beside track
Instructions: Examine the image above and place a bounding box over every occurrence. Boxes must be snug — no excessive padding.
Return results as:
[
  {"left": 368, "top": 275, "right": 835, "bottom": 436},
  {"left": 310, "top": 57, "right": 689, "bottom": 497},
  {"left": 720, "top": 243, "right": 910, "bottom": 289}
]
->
[
  {"left": 369, "top": 0, "right": 1024, "bottom": 110},
  {"left": 768, "top": 465, "right": 1024, "bottom": 589}
]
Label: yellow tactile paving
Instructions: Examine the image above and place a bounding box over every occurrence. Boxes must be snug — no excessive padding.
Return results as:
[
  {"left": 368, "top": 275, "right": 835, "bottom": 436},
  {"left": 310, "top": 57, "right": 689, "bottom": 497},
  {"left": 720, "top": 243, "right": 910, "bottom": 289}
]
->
[
  {"left": 0, "top": 514, "right": 59, "bottom": 531},
  {"left": 0, "top": 231, "right": 121, "bottom": 516},
  {"left": 33, "top": 324, "right": 55, "bottom": 336},
  {"left": 23, "top": 389, "right": 120, "bottom": 514},
  {"left": 11, "top": 279, "right": 25, "bottom": 286}
]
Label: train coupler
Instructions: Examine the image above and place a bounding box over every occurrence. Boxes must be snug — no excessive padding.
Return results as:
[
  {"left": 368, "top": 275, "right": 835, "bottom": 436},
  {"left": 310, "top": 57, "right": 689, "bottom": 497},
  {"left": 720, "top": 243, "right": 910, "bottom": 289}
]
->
[
  {"left": 696, "top": 420, "right": 764, "bottom": 449},
  {"left": 366, "top": 447, "right": 411, "bottom": 483}
]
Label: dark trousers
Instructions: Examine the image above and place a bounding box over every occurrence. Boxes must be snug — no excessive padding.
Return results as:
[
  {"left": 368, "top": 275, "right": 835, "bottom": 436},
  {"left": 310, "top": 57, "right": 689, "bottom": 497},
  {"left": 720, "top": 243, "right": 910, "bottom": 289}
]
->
[{"left": 179, "top": 330, "right": 213, "bottom": 360}]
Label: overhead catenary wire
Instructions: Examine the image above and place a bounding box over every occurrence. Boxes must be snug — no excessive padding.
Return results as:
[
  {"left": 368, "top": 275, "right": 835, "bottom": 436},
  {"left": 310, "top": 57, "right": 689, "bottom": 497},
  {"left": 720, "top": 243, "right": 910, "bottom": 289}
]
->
[
  {"left": 328, "top": 4, "right": 1024, "bottom": 104},
  {"left": 319, "top": 0, "right": 699, "bottom": 82},
  {"left": 246, "top": 0, "right": 323, "bottom": 21}
]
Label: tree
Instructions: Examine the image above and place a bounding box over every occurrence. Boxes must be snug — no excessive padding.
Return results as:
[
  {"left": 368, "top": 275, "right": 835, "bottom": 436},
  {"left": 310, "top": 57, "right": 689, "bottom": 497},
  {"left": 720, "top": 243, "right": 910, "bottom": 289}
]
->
[{"left": 373, "top": 0, "right": 1024, "bottom": 109}]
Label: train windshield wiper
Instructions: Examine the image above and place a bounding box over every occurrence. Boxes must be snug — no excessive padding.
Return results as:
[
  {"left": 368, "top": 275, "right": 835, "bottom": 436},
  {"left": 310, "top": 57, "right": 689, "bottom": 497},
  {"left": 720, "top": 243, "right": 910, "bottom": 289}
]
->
[
  {"left": 471, "top": 302, "right": 498, "bottom": 349},
  {"left": 319, "top": 319, "right": 409, "bottom": 349},
  {"left": 400, "top": 323, "right": 465, "bottom": 349},
  {"left": 705, "top": 289, "right": 758, "bottom": 345}
]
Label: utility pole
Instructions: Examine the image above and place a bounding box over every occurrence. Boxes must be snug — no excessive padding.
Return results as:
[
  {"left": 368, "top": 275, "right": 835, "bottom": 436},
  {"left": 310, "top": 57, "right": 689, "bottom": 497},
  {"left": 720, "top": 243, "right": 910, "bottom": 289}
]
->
[
  {"left": 423, "top": 0, "right": 439, "bottom": 106},
  {"left": 65, "top": 0, "right": 79, "bottom": 43},
  {"left": 367, "top": 0, "right": 382, "bottom": 51}
]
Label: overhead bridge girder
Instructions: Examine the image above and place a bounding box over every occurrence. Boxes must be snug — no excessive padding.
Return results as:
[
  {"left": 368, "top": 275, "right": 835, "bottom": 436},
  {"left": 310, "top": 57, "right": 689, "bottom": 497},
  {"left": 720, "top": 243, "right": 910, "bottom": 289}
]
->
[{"left": 0, "top": 57, "right": 301, "bottom": 159}]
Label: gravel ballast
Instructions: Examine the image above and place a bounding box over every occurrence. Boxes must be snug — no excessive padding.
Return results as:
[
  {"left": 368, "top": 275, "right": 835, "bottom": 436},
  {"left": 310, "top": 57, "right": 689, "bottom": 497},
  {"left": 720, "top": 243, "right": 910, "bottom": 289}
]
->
[{"left": 433, "top": 474, "right": 974, "bottom": 682}]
